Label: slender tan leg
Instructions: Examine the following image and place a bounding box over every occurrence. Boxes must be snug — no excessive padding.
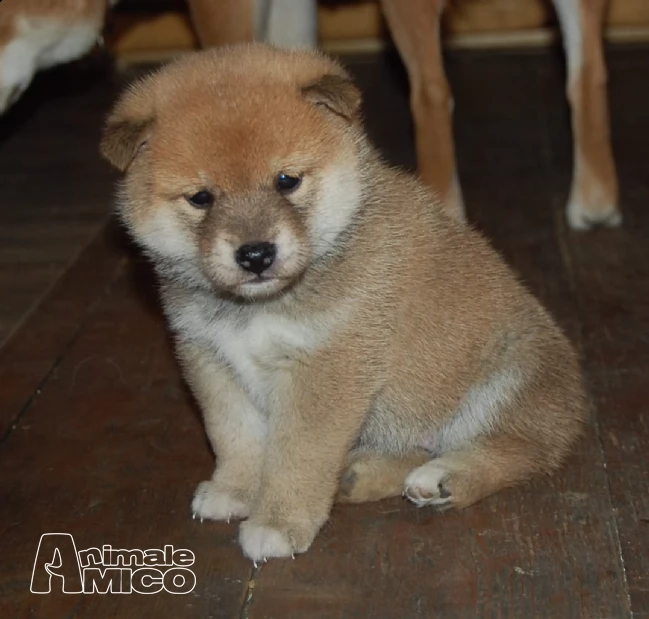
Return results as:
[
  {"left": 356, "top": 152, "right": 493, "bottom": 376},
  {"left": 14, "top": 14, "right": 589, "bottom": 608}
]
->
[
  {"left": 336, "top": 449, "right": 431, "bottom": 503},
  {"left": 380, "top": 0, "right": 465, "bottom": 222},
  {"left": 186, "top": 0, "right": 255, "bottom": 48},
  {"left": 552, "top": 0, "right": 621, "bottom": 229}
]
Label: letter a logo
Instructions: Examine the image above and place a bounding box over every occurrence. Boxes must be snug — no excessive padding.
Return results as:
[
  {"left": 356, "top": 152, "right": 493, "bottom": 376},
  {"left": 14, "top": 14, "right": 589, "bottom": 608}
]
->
[{"left": 31, "top": 533, "right": 83, "bottom": 594}]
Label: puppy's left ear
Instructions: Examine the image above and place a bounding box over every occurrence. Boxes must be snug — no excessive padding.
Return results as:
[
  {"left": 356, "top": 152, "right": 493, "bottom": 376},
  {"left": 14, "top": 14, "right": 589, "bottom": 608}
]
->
[{"left": 302, "top": 73, "right": 362, "bottom": 121}]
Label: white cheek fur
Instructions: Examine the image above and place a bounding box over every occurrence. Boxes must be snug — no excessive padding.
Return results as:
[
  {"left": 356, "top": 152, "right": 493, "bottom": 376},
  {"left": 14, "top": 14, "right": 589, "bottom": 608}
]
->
[
  {"left": 126, "top": 204, "right": 198, "bottom": 262},
  {"left": 308, "top": 160, "right": 363, "bottom": 258}
]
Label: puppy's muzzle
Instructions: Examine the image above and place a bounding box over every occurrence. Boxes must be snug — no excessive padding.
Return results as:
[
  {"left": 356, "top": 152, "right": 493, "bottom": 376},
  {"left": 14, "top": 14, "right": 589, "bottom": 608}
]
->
[{"left": 235, "top": 242, "right": 277, "bottom": 275}]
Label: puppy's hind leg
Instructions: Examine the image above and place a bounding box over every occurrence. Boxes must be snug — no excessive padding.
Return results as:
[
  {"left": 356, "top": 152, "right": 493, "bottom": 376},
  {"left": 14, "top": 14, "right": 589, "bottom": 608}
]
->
[
  {"left": 404, "top": 348, "right": 586, "bottom": 510},
  {"left": 336, "top": 449, "right": 431, "bottom": 504},
  {"left": 403, "top": 402, "right": 585, "bottom": 511},
  {"left": 403, "top": 436, "right": 549, "bottom": 510}
]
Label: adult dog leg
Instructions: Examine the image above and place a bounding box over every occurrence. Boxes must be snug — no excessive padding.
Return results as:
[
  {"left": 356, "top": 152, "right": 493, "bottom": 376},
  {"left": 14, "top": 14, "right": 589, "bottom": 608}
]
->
[
  {"left": 381, "top": 0, "right": 465, "bottom": 222},
  {"left": 553, "top": 0, "right": 620, "bottom": 229}
]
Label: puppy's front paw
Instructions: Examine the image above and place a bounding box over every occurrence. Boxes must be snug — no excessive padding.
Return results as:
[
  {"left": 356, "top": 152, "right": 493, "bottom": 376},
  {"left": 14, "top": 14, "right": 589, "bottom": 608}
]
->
[
  {"left": 191, "top": 480, "right": 250, "bottom": 522},
  {"left": 238, "top": 518, "right": 317, "bottom": 562},
  {"left": 404, "top": 462, "right": 454, "bottom": 511},
  {"left": 239, "top": 522, "right": 293, "bottom": 562}
]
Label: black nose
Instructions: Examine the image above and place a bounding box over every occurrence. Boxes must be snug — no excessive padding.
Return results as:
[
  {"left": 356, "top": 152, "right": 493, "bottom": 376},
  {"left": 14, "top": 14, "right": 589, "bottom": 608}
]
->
[{"left": 235, "top": 242, "right": 277, "bottom": 275}]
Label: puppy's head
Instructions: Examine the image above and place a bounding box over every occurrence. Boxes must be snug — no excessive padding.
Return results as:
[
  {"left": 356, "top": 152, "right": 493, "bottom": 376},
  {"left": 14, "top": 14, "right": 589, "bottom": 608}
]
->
[{"left": 101, "top": 44, "right": 364, "bottom": 300}]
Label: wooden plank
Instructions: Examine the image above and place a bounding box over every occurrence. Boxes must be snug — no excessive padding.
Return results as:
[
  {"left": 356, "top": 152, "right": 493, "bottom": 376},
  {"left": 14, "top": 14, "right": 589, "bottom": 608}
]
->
[
  {"left": 586, "top": 369, "right": 649, "bottom": 619},
  {"left": 0, "top": 54, "right": 117, "bottom": 347},
  {"left": 335, "top": 0, "right": 649, "bottom": 33},
  {"left": 107, "top": 11, "right": 199, "bottom": 54},
  {"left": 243, "top": 50, "right": 631, "bottom": 619},
  {"left": 319, "top": 1, "right": 387, "bottom": 41},
  {"left": 0, "top": 241, "right": 251, "bottom": 618},
  {"left": 555, "top": 46, "right": 649, "bottom": 616},
  {"left": 113, "top": 27, "right": 649, "bottom": 66},
  {"left": 609, "top": 0, "right": 649, "bottom": 25},
  {"left": 564, "top": 231, "right": 649, "bottom": 618},
  {"left": 0, "top": 223, "right": 124, "bottom": 439}
]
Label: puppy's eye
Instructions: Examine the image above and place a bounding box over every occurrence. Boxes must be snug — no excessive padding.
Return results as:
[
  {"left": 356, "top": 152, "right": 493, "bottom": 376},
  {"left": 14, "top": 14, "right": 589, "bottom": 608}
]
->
[
  {"left": 187, "top": 190, "right": 214, "bottom": 209},
  {"left": 276, "top": 173, "right": 301, "bottom": 192}
]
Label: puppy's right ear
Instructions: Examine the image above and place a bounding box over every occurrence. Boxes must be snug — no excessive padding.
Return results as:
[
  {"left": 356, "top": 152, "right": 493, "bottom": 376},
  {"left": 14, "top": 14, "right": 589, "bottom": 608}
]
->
[{"left": 100, "top": 78, "right": 155, "bottom": 172}]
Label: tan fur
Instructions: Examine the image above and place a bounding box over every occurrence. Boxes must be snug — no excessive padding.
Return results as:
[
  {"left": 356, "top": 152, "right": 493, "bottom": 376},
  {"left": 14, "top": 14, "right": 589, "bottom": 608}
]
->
[
  {"left": 186, "top": 0, "right": 255, "bottom": 48},
  {"left": 0, "top": 0, "right": 107, "bottom": 23},
  {"left": 0, "top": 0, "right": 108, "bottom": 50},
  {"left": 565, "top": 0, "right": 620, "bottom": 228},
  {"left": 379, "top": 0, "right": 621, "bottom": 229},
  {"left": 101, "top": 44, "right": 587, "bottom": 562},
  {"left": 0, "top": 0, "right": 108, "bottom": 113},
  {"left": 379, "top": 0, "right": 465, "bottom": 222}
]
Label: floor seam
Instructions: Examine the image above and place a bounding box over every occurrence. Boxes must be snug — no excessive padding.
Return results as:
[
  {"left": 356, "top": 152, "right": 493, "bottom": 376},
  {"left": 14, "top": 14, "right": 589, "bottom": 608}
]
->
[
  {"left": 0, "top": 249, "right": 125, "bottom": 447},
  {"left": 239, "top": 564, "right": 262, "bottom": 619}
]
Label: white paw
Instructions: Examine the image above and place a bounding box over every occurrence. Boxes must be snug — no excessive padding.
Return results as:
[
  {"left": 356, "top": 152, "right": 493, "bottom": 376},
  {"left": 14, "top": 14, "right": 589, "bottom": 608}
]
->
[
  {"left": 191, "top": 481, "right": 249, "bottom": 522},
  {"left": 404, "top": 462, "right": 453, "bottom": 509},
  {"left": 0, "top": 39, "right": 37, "bottom": 114},
  {"left": 567, "top": 200, "right": 622, "bottom": 230},
  {"left": 239, "top": 522, "right": 294, "bottom": 562}
]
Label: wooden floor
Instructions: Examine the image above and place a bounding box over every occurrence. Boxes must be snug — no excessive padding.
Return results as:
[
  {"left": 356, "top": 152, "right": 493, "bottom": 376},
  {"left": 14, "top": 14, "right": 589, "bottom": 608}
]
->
[
  {"left": 1, "top": 45, "right": 649, "bottom": 618},
  {"left": 0, "top": 55, "right": 122, "bottom": 347}
]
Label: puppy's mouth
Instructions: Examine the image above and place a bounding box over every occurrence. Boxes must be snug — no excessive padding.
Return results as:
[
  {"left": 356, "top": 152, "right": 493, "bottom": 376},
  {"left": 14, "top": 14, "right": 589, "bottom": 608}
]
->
[
  {"left": 243, "top": 273, "right": 277, "bottom": 285},
  {"left": 235, "top": 273, "right": 293, "bottom": 298}
]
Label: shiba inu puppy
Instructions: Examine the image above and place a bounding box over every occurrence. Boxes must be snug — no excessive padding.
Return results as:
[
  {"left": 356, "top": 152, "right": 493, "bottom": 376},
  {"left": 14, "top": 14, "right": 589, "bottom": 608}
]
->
[{"left": 100, "top": 44, "right": 587, "bottom": 562}]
